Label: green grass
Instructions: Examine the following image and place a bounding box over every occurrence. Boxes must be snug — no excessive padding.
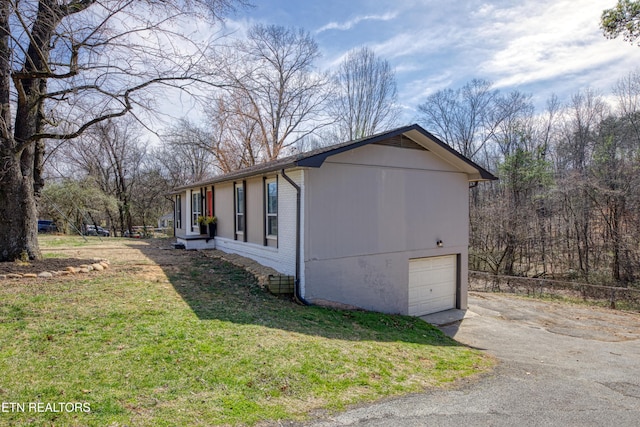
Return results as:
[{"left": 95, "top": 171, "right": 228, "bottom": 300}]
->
[
  {"left": 42, "top": 252, "right": 72, "bottom": 259},
  {"left": 37, "top": 234, "right": 92, "bottom": 247},
  {"left": 0, "top": 237, "right": 492, "bottom": 426}
]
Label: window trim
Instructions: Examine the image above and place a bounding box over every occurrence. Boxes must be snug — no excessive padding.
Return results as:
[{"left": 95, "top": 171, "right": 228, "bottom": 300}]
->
[
  {"left": 265, "top": 177, "right": 278, "bottom": 240},
  {"left": 234, "top": 182, "right": 246, "bottom": 240},
  {"left": 175, "top": 194, "right": 182, "bottom": 229},
  {"left": 191, "top": 189, "right": 202, "bottom": 231}
]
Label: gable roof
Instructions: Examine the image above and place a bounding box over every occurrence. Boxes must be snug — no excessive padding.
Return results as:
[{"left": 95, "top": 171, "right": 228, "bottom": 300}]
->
[{"left": 173, "top": 124, "right": 496, "bottom": 192}]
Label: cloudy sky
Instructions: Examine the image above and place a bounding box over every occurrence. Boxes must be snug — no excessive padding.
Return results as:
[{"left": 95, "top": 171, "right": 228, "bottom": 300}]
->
[{"left": 218, "top": 0, "right": 640, "bottom": 120}]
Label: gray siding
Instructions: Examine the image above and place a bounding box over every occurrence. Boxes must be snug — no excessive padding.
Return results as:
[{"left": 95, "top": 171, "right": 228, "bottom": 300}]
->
[
  {"left": 303, "top": 144, "right": 469, "bottom": 314},
  {"left": 214, "top": 170, "right": 300, "bottom": 277},
  {"left": 214, "top": 182, "right": 234, "bottom": 239},
  {"left": 246, "top": 177, "right": 264, "bottom": 245}
]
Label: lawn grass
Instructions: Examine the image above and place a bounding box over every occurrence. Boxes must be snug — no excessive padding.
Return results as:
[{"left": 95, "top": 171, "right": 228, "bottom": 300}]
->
[
  {"left": 36, "top": 234, "right": 93, "bottom": 247},
  {"left": 0, "top": 236, "right": 492, "bottom": 426}
]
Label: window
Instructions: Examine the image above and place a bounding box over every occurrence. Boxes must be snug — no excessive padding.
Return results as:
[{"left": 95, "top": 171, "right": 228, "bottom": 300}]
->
[
  {"left": 266, "top": 180, "right": 277, "bottom": 237},
  {"left": 235, "top": 184, "right": 244, "bottom": 233},
  {"left": 175, "top": 194, "right": 182, "bottom": 228},
  {"left": 192, "top": 191, "right": 201, "bottom": 229}
]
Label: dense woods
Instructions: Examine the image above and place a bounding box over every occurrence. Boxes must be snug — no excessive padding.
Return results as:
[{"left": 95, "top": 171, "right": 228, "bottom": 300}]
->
[{"left": 453, "top": 77, "right": 640, "bottom": 287}]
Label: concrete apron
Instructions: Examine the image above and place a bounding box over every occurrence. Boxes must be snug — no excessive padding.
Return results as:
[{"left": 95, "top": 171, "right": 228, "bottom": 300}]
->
[{"left": 420, "top": 308, "right": 477, "bottom": 327}]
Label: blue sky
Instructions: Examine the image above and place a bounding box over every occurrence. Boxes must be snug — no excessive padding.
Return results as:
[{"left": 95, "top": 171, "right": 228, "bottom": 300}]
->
[{"left": 219, "top": 0, "right": 640, "bottom": 120}]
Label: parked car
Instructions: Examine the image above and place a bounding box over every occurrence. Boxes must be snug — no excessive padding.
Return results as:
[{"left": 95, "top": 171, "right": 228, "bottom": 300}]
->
[
  {"left": 123, "top": 229, "right": 142, "bottom": 238},
  {"left": 84, "top": 225, "right": 110, "bottom": 237},
  {"left": 37, "top": 220, "right": 57, "bottom": 233}
]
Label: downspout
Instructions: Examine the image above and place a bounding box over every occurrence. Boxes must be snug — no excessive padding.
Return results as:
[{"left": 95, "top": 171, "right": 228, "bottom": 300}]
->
[{"left": 280, "top": 169, "right": 310, "bottom": 306}]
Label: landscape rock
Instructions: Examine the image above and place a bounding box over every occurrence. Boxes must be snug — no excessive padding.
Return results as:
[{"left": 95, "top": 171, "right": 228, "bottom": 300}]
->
[{"left": 1, "top": 258, "right": 111, "bottom": 281}]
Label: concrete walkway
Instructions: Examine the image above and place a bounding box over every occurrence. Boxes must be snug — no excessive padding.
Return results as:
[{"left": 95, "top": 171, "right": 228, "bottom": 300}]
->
[
  {"left": 420, "top": 308, "right": 472, "bottom": 326},
  {"left": 299, "top": 292, "right": 640, "bottom": 427}
]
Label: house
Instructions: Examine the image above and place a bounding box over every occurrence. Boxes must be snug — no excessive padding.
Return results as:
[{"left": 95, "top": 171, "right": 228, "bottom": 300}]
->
[
  {"left": 157, "top": 212, "right": 174, "bottom": 229},
  {"left": 171, "top": 124, "right": 496, "bottom": 316}
]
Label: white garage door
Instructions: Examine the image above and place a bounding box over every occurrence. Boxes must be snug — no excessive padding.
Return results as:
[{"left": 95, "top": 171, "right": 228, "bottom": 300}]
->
[{"left": 408, "top": 255, "right": 457, "bottom": 316}]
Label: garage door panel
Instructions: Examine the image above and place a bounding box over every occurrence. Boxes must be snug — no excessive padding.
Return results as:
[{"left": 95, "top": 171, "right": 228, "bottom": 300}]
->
[
  {"left": 409, "top": 295, "right": 454, "bottom": 316},
  {"left": 408, "top": 255, "right": 457, "bottom": 316}
]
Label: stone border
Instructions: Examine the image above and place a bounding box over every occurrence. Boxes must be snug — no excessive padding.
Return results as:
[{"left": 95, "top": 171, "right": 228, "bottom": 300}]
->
[{"left": 0, "top": 260, "right": 110, "bottom": 280}]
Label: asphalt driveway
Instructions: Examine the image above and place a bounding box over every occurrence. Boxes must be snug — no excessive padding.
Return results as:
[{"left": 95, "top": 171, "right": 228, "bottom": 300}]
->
[{"left": 301, "top": 292, "right": 640, "bottom": 426}]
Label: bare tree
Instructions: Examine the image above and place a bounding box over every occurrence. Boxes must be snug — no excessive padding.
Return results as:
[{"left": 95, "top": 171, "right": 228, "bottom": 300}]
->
[
  {"left": 490, "top": 91, "right": 535, "bottom": 157},
  {"left": 0, "top": 0, "right": 245, "bottom": 261},
  {"left": 557, "top": 89, "right": 609, "bottom": 172},
  {"left": 214, "top": 24, "right": 332, "bottom": 162},
  {"left": 613, "top": 70, "right": 640, "bottom": 144},
  {"left": 207, "top": 95, "right": 265, "bottom": 172},
  {"left": 555, "top": 90, "right": 608, "bottom": 278},
  {"left": 417, "top": 79, "right": 500, "bottom": 160},
  {"left": 59, "top": 117, "right": 147, "bottom": 235},
  {"left": 130, "top": 167, "right": 172, "bottom": 235},
  {"left": 156, "top": 119, "right": 220, "bottom": 184},
  {"left": 331, "top": 46, "right": 400, "bottom": 140}
]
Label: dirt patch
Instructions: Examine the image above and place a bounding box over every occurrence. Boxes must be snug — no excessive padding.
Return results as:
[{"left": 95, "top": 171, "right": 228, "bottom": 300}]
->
[{"left": 0, "top": 258, "right": 101, "bottom": 275}]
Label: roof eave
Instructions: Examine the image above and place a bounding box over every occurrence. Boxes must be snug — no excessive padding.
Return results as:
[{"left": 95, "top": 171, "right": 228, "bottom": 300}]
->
[
  {"left": 170, "top": 123, "right": 498, "bottom": 193},
  {"left": 296, "top": 125, "right": 419, "bottom": 168},
  {"left": 403, "top": 126, "right": 498, "bottom": 182},
  {"left": 171, "top": 161, "right": 302, "bottom": 192}
]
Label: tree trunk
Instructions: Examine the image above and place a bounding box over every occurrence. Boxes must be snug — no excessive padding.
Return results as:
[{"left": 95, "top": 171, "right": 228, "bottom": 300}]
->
[
  {"left": 0, "top": 147, "right": 41, "bottom": 260},
  {"left": 502, "top": 231, "right": 516, "bottom": 276},
  {"left": 1, "top": 84, "right": 48, "bottom": 260},
  {"left": 0, "top": 1, "right": 59, "bottom": 261}
]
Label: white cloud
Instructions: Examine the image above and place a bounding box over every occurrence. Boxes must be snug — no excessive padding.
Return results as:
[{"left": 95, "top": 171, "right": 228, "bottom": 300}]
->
[
  {"left": 399, "top": 72, "right": 457, "bottom": 118},
  {"left": 150, "top": 0, "right": 640, "bottom": 126},
  {"left": 315, "top": 12, "right": 398, "bottom": 34},
  {"left": 473, "top": 0, "right": 639, "bottom": 93},
  {"left": 373, "top": 31, "right": 448, "bottom": 59}
]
